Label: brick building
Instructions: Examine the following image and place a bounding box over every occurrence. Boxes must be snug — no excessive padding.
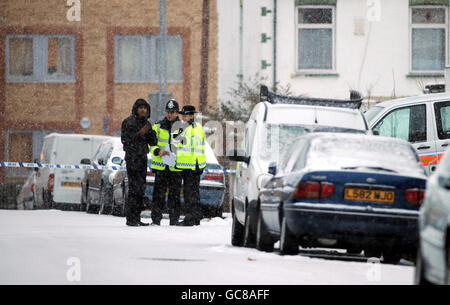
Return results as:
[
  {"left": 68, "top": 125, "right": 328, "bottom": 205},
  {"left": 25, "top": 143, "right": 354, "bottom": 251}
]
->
[{"left": 0, "top": 0, "right": 218, "bottom": 182}]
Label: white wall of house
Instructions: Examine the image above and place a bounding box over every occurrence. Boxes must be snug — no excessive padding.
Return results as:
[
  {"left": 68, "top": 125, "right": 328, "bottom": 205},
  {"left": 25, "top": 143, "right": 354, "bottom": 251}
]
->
[{"left": 218, "top": 0, "right": 447, "bottom": 104}]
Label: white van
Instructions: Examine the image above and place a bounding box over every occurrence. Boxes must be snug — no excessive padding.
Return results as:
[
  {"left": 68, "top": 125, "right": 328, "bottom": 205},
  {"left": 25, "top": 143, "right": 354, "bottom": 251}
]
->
[
  {"left": 34, "top": 133, "right": 111, "bottom": 210},
  {"left": 227, "top": 86, "right": 369, "bottom": 247},
  {"left": 365, "top": 92, "right": 450, "bottom": 175}
]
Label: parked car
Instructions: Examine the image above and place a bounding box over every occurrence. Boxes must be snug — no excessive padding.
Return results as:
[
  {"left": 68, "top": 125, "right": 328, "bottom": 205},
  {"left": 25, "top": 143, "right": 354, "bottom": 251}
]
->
[
  {"left": 16, "top": 172, "right": 36, "bottom": 210},
  {"left": 81, "top": 137, "right": 125, "bottom": 214},
  {"left": 365, "top": 92, "right": 450, "bottom": 175},
  {"left": 145, "top": 141, "right": 226, "bottom": 218},
  {"left": 415, "top": 146, "right": 450, "bottom": 285},
  {"left": 34, "top": 133, "right": 111, "bottom": 210},
  {"left": 228, "top": 85, "right": 369, "bottom": 248},
  {"left": 111, "top": 141, "right": 226, "bottom": 218},
  {"left": 256, "top": 133, "right": 426, "bottom": 264}
]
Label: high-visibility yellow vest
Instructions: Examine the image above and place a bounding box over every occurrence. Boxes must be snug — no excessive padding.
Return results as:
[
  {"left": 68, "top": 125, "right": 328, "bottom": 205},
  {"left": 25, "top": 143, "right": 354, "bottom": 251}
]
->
[
  {"left": 149, "top": 123, "right": 181, "bottom": 171},
  {"left": 176, "top": 122, "right": 206, "bottom": 170}
]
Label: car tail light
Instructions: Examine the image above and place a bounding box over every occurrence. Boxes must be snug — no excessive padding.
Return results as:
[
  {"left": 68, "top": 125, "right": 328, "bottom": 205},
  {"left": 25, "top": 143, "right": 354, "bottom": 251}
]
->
[
  {"left": 321, "top": 182, "right": 336, "bottom": 198},
  {"left": 203, "top": 172, "right": 224, "bottom": 181},
  {"left": 294, "top": 181, "right": 335, "bottom": 199},
  {"left": 147, "top": 171, "right": 154, "bottom": 176},
  {"left": 30, "top": 184, "right": 34, "bottom": 193},
  {"left": 405, "top": 189, "right": 425, "bottom": 206},
  {"left": 48, "top": 174, "right": 55, "bottom": 191}
]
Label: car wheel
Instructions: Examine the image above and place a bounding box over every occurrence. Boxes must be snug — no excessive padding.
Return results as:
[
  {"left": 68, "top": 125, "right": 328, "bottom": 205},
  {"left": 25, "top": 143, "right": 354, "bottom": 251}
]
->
[
  {"left": 80, "top": 184, "right": 87, "bottom": 212},
  {"left": 256, "top": 208, "right": 274, "bottom": 252},
  {"left": 279, "top": 215, "right": 298, "bottom": 255},
  {"left": 383, "top": 248, "right": 401, "bottom": 264},
  {"left": 243, "top": 208, "right": 256, "bottom": 248},
  {"left": 86, "top": 187, "right": 98, "bottom": 214},
  {"left": 215, "top": 205, "right": 223, "bottom": 218},
  {"left": 414, "top": 245, "right": 433, "bottom": 285},
  {"left": 231, "top": 203, "right": 244, "bottom": 247}
]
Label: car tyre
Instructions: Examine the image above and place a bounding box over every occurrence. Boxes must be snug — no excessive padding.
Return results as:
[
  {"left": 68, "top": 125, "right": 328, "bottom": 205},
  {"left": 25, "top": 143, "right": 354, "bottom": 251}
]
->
[
  {"left": 231, "top": 203, "right": 244, "bottom": 247},
  {"left": 243, "top": 208, "right": 256, "bottom": 248},
  {"left": 99, "top": 183, "right": 112, "bottom": 215},
  {"left": 414, "top": 244, "right": 433, "bottom": 285},
  {"left": 86, "top": 187, "right": 98, "bottom": 214},
  {"left": 80, "top": 184, "right": 87, "bottom": 212},
  {"left": 279, "top": 215, "right": 298, "bottom": 255},
  {"left": 256, "top": 208, "right": 274, "bottom": 252}
]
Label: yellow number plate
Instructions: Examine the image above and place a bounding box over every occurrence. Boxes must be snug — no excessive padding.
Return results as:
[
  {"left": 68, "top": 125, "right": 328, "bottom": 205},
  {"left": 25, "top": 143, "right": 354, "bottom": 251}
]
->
[
  {"left": 344, "top": 188, "right": 395, "bottom": 203},
  {"left": 62, "top": 182, "right": 81, "bottom": 188}
]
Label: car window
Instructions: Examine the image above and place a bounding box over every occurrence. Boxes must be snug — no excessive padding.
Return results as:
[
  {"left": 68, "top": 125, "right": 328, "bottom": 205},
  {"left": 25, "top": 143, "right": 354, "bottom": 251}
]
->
[
  {"left": 292, "top": 141, "right": 310, "bottom": 172},
  {"left": 434, "top": 101, "right": 450, "bottom": 140},
  {"left": 92, "top": 143, "right": 103, "bottom": 161},
  {"left": 373, "top": 104, "right": 426, "bottom": 143},
  {"left": 364, "top": 106, "right": 384, "bottom": 123},
  {"left": 105, "top": 145, "right": 114, "bottom": 161}
]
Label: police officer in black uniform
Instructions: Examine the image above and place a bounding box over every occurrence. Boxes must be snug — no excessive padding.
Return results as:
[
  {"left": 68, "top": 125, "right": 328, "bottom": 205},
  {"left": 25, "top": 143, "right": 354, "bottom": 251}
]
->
[
  {"left": 121, "top": 98, "right": 157, "bottom": 227},
  {"left": 150, "top": 99, "right": 183, "bottom": 226}
]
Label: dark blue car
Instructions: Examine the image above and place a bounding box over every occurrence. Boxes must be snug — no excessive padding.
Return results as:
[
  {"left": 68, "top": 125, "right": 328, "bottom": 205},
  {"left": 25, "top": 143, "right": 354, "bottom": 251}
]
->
[{"left": 257, "top": 133, "right": 427, "bottom": 264}]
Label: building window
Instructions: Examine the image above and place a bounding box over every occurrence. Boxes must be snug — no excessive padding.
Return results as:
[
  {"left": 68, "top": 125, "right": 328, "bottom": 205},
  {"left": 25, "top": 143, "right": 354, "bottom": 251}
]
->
[
  {"left": 410, "top": 6, "right": 447, "bottom": 72},
  {"left": 6, "top": 35, "right": 75, "bottom": 82},
  {"left": 115, "top": 34, "right": 183, "bottom": 83},
  {"left": 296, "top": 6, "right": 335, "bottom": 72}
]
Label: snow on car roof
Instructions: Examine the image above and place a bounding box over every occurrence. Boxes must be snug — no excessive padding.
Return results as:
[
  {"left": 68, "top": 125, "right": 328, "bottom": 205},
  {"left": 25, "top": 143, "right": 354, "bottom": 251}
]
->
[
  {"left": 265, "top": 104, "right": 367, "bottom": 131},
  {"left": 376, "top": 92, "right": 450, "bottom": 109}
]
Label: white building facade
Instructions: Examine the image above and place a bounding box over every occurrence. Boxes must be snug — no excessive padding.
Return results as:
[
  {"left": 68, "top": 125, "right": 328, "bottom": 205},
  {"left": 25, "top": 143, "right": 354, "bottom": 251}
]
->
[{"left": 218, "top": 0, "right": 448, "bottom": 103}]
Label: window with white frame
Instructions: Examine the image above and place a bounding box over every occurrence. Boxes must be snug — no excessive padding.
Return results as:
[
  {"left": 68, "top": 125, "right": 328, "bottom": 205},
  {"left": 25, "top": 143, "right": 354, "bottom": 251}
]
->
[
  {"left": 115, "top": 34, "right": 183, "bottom": 83},
  {"left": 296, "top": 6, "right": 335, "bottom": 71},
  {"left": 410, "top": 6, "right": 447, "bottom": 72},
  {"left": 6, "top": 35, "right": 75, "bottom": 82}
]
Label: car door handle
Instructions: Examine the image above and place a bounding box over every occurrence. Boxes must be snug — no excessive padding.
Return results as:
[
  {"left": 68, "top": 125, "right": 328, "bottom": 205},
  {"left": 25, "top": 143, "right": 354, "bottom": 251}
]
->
[
  {"left": 442, "top": 143, "right": 449, "bottom": 147},
  {"left": 417, "top": 145, "right": 431, "bottom": 150}
]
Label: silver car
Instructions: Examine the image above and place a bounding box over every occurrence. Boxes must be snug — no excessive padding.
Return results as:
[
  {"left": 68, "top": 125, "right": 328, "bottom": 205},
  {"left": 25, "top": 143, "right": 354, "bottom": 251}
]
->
[{"left": 415, "top": 147, "right": 450, "bottom": 285}]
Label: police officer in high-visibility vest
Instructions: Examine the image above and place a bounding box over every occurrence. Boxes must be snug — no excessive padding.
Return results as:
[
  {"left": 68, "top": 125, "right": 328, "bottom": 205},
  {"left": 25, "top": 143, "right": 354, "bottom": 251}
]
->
[
  {"left": 175, "top": 105, "right": 206, "bottom": 226},
  {"left": 149, "top": 99, "right": 183, "bottom": 226}
]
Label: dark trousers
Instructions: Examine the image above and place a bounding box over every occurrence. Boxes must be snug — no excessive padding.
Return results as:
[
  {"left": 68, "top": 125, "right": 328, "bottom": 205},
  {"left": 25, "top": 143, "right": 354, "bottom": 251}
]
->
[
  {"left": 182, "top": 169, "right": 202, "bottom": 224},
  {"left": 125, "top": 156, "right": 147, "bottom": 223},
  {"left": 151, "top": 168, "right": 182, "bottom": 223}
]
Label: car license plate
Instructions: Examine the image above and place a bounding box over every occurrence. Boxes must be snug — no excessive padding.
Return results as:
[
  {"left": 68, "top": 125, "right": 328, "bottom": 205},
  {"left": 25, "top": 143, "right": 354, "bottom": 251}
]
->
[
  {"left": 62, "top": 182, "right": 81, "bottom": 188},
  {"left": 344, "top": 188, "right": 395, "bottom": 203}
]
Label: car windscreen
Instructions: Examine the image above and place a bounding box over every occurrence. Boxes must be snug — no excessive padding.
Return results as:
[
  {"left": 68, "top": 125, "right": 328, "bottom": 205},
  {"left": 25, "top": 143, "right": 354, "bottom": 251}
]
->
[
  {"left": 306, "top": 135, "right": 425, "bottom": 176},
  {"left": 259, "top": 124, "right": 311, "bottom": 162},
  {"left": 364, "top": 106, "right": 384, "bottom": 124}
]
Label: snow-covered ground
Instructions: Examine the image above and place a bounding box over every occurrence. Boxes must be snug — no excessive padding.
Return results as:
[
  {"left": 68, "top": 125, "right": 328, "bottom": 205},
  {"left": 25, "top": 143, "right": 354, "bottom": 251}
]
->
[{"left": 0, "top": 210, "right": 414, "bottom": 285}]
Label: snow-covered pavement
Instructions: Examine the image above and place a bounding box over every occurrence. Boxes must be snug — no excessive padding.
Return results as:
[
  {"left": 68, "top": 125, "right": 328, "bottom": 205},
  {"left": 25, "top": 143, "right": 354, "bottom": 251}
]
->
[{"left": 0, "top": 210, "right": 414, "bottom": 284}]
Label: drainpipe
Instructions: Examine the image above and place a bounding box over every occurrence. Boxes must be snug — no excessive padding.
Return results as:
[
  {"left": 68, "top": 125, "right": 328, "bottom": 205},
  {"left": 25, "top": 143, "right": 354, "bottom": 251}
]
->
[
  {"left": 239, "top": 0, "right": 243, "bottom": 84},
  {"left": 273, "top": 0, "right": 277, "bottom": 92},
  {"left": 200, "top": 0, "right": 210, "bottom": 112}
]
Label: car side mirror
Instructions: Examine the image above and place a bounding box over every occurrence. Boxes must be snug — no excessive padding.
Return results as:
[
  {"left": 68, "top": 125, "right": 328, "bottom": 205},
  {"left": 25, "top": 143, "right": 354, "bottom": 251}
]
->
[
  {"left": 227, "top": 149, "right": 250, "bottom": 164},
  {"left": 268, "top": 162, "right": 277, "bottom": 176},
  {"left": 373, "top": 130, "right": 379, "bottom": 136},
  {"left": 80, "top": 158, "right": 91, "bottom": 165},
  {"left": 97, "top": 158, "right": 105, "bottom": 166}
]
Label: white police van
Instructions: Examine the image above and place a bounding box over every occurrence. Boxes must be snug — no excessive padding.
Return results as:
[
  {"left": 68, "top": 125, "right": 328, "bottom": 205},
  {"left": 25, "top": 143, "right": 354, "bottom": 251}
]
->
[{"left": 365, "top": 92, "right": 450, "bottom": 175}]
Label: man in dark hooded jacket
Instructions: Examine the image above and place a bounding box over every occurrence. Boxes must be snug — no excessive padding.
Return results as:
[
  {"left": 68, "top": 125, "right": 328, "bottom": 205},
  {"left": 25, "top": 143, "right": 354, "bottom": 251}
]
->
[{"left": 121, "top": 98, "right": 157, "bottom": 226}]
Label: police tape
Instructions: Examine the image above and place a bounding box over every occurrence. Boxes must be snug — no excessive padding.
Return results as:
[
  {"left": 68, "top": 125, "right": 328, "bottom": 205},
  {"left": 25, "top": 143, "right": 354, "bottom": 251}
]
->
[{"left": 0, "top": 161, "right": 236, "bottom": 174}]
